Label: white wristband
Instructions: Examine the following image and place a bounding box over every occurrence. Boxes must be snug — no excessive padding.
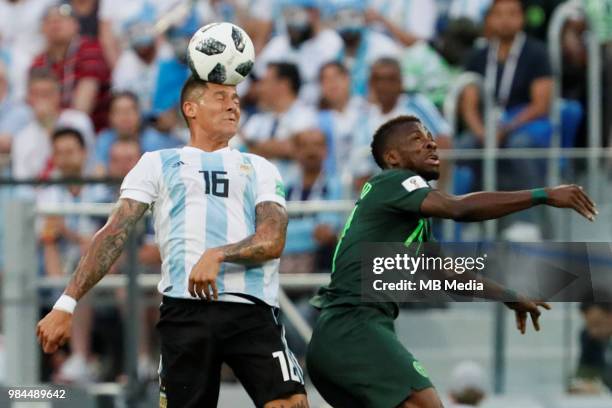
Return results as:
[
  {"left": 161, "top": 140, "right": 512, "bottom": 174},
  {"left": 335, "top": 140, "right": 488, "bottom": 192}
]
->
[{"left": 53, "top": 294, "right": 77, "bottom": 314}]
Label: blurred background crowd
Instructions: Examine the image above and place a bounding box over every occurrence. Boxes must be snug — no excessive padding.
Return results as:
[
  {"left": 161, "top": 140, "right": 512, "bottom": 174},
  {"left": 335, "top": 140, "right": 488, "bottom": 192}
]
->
[{"left": 0, "top": 0, "right": 611, "bottom": 403}]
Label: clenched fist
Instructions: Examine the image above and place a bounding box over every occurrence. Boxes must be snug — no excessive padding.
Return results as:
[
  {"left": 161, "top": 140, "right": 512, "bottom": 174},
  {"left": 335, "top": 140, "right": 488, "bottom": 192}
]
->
[{"left": 37, "top": 309, "right": 72, "bottom": 354}]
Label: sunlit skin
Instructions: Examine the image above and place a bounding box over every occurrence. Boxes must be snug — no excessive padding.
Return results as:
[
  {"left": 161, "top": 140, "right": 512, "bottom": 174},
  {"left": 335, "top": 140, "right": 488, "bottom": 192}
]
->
[
  {"left": 383, "top": 122, "right": 440, "bottom": 181},
  {"left": 319, "top": 64, "right": 350, "bottom": 110},
  {"left": 27, "top": 79, "right": 61, "bottom": 125},
  {"left": 109, "top": 96, "right": 141, "bottom": 138},
  {"left": 42, "top": 9, "right": 79, "bottom": 49},
  {"left": 108, "top": 140, "right": 141, "bottom": 178},
  {"left": 53, "top": 135, "right": 86, "bottom": 178},
  {"left": 182, "top": 82, "right": 240, "bottom": 151},
  {"left": 369, "top": 62, "right": 403, "bottom": 114},
  {"left": 294, "top": 129, "right": 327, "bottom": 173}
]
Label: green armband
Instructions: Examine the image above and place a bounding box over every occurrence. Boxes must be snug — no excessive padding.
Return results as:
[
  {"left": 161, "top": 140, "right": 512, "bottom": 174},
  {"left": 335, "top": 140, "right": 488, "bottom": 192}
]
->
[{"left": 531, "top": 188, "right": 548, "bottom": 205}]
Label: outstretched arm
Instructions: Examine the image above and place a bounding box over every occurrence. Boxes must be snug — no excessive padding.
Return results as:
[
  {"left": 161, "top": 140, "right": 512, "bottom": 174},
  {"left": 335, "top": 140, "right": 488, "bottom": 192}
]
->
[
  {"left": 65, "top": 198, "right": 149, "bottom": 300},
  {"left": 420, "top": 184, "right": 597, "bottom": 222},
  {"left": 37, "top": 198, "right": 149, "bottom": 353},
  {"left": 189, "top": 201, "right": 288, "bottom": 300}
]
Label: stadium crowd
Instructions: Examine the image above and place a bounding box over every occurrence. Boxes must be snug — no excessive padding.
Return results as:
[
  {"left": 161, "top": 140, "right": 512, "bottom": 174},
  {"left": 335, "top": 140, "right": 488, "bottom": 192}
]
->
[{"left": 0, "top": 0, "right": 608, "bottom": 393}]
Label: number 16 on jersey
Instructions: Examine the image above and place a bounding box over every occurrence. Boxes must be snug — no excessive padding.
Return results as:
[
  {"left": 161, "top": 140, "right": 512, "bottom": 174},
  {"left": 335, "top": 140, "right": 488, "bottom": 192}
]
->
[{"left": 199, "top": 170, "right": 229, "bottom": 197}]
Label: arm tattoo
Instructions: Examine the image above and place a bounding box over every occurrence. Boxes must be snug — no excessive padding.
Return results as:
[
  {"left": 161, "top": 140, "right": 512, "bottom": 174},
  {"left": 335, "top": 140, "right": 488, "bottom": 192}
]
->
[
  {"left": 64, "top": 198, "right": 149, "bottom": 300},
  {"left": 220, "top": 201, "right": 288, "bottom": 264}
]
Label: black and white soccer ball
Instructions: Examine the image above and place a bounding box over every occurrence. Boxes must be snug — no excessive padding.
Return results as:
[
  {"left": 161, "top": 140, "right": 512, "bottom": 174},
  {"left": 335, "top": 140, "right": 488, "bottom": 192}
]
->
[{"left": 187, "top": 22, "right": 255, "bottom": 85}]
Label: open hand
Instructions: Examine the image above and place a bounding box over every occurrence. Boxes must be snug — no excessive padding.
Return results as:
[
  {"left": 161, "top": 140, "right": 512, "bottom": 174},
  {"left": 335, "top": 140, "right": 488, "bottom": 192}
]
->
[
  {"left": 188, "top": 249, "right": 224, "bottom": 301},
  {"left": 37, "top": 309, "right": 72, "bottom": 353},
  {"left": 546, "top": 185, "right": 597, "bottom": 221},
  {"left": 505, "top": 298, "right": 551, "bottom": 334}
]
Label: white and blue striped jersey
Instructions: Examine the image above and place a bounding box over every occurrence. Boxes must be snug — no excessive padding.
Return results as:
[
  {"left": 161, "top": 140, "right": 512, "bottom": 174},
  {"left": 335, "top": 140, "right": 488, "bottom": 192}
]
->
[{"left": 119, "top": 146, "right": 286, "bottom": 306}]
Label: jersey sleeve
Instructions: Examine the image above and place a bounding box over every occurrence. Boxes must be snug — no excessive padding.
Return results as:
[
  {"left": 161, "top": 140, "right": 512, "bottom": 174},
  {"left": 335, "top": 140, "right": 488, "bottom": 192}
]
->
[
  {"left": 119, "top": 152, "right": 160, "bottom": 204},
  {"left": 250, "top": 155, "right": 286, "bottom": 208},
  {"left": 383, "top": 170, "right": 434, "bottom": 214}
]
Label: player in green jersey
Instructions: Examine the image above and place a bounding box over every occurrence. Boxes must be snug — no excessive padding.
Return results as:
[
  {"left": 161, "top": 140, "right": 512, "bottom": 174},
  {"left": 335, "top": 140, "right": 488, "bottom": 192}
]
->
[{"left": 306, "top": 115, "right": 597, "bottom": 408}]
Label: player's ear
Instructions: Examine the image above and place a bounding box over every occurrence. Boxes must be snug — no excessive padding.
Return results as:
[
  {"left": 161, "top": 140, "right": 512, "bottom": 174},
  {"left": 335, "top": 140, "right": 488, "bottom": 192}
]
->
[
  {"left": 385, "top": 149, "right": 401, "bottom": 169},
  {"left": 183, "top": 101, "right": 196, "bottom": 120}
]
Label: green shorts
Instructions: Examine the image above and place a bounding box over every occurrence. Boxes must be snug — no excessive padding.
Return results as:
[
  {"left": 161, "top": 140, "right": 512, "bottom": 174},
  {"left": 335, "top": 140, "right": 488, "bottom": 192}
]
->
[{"left": 306, "top": 305, "right": 433, "bottom": 408}]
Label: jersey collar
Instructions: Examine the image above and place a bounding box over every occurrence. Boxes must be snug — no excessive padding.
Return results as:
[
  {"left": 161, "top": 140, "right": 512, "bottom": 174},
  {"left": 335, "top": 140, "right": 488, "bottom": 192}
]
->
[{"left": 183, "top": 145, "right": 232, "bottom": 154}]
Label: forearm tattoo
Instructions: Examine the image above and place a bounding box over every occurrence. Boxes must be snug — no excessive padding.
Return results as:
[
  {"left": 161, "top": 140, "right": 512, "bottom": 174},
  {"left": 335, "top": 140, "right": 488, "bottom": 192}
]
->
[
  {"left": 65, "top": 199, "right": 148, "bottom": 300},
  {"left": 221, "top": 201, "right": 288, "bottom": 264}
]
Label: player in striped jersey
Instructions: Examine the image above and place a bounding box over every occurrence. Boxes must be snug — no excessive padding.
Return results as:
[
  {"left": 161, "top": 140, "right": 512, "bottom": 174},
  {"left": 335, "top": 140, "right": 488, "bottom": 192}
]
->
[{"left": 37, "top": 76, "right": 308, "bottom": 408}]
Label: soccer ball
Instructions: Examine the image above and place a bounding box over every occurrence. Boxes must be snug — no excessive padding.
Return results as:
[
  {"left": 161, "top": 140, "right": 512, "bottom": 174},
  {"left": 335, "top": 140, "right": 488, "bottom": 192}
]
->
[{"left": 187, "top": 22, "right": 255, "bottom": 85}]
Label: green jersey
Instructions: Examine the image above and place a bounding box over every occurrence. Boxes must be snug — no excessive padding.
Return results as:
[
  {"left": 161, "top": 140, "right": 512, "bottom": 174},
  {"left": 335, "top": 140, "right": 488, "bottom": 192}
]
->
[{"left": 311, "top": 169, "right": 434, "bottom": 316}]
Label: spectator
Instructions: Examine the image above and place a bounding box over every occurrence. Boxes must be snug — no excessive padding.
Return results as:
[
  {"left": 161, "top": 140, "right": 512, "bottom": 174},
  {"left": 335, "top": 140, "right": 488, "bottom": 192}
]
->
[
  {"left": 94, "top": 91, "right": 182, "bottom": 174},
  {"left": 280, "top": 128, "right": 343, "bottom": 358},
  {"left": 242, "top": 62, "right": 317, "bottom": 166},
  {"left": 0, "top": 60, "right": 31, "bottom": 155},
  {"left": 151, "top": 8, "right": 204, "bottom": 123},
  {"left": 106, "top": 138, "right": 140, "bottom": 183},
  {"left": 206, "top": 0, "right": 274, "bottom": 54},
  {"left": 97, "top": 0, "right": 158, "bottom": 68},
  {"left": 31, "top": 3, "right": 111, "bottom": 131},
  {"left": 366, "top": 0, "right": 439, "bottom": 46},
  {"left": 12, "top": 69, "right": 95, "bottom": 180},
  {"left": 400, "top": 39, "right": 454, "bottom": 110},
  {"left": 434, "top": 17, "right": 483, "bottom": 68},
  {"left": 560, "top": 9, "right": 589, "bottom": 148},
  {"left": 112, "top": 18, "right": 172, "bottom": 117},
  {"left": 38, "top": 128, "right": 108, "bottom": 383},
  {"left": 70, "top": 0, "right": 100, "bottom": 39},
  {"left": 448, "top": 361, "right": 487, "bottom": 407},
  {"left": 327, "top": 0, "right": 401, "bottom": 98},
  {"left": 317, "top": 61, "right": 367, "bottom": 186},
  {"left": 255, "top": 0, "right": 343, "bottom": 104},
  {"left": 0, "top": 0, "right": 56, "bottom": 100},
  {"left": 150, "top": 9, "right": 201, "bottom": 132},
  {"left": 572, "top": 300, "right": 612, "bottom": 393},
  {"left": 459, "top": 0, "right": 558, "bottom": 209},
  {"left": 458, "top": 0, "right": 582, "bottom": 217},
  {"left": 350, "top": 58, "right": 452, "bottom": 191},
  {"left": 282, "top": 128, "right": 343, "bottom": 271},
  {"left": 460, "top": 0, "right": 554, "bottom": 153}
]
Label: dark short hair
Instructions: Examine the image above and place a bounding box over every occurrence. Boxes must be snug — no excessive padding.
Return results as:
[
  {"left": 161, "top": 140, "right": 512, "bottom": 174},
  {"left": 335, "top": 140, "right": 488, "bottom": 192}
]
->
[
  {"left": 179, "top": 75, "right": 209, "bottom": 124},
  {"left": 371, "top": 115, "right": 422, "bottom": 169},
  {"left": 51, "top": 127, "right": 85, "bottom": 149},
  {"left": 486, "top": 0, "right": 523, "bottom": 17},
  {"left": 318, "top": 60, "right": 349, "bottom": 81},
  {"left": 110, "top": 90, "right": 140, "bottom": 110},
  {"left": 580, "top": 298, "right": 612, "bottom": 314},
  {"left": 371, "top": 57, "right": 402, "bottom": 74},
  {"left": 268, "top": 62, "right": 301, "bottom": 95}
]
